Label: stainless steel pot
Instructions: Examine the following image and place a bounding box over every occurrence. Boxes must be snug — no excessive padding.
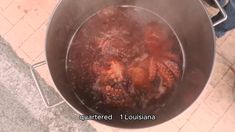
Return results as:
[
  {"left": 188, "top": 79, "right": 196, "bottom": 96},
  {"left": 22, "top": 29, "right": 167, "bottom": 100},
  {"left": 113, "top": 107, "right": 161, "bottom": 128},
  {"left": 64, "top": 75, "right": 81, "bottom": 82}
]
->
[{"left": 30, "top": 0, "right": 227, "bottom": 128}]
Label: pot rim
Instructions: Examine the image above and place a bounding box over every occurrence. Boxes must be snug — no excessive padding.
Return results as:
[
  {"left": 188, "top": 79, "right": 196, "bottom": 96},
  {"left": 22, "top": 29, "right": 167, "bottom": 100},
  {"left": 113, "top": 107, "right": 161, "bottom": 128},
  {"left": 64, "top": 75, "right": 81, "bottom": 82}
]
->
[{"left": 44, "top": 0, "right": 216, "bottom": 128}]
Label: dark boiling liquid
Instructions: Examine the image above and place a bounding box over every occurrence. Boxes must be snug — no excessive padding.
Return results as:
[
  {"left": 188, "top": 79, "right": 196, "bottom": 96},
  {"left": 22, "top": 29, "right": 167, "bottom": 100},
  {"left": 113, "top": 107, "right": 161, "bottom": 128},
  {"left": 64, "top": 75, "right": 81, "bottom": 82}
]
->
[{"left": 66, "top": 6, "right": 184, "bottom": 115}]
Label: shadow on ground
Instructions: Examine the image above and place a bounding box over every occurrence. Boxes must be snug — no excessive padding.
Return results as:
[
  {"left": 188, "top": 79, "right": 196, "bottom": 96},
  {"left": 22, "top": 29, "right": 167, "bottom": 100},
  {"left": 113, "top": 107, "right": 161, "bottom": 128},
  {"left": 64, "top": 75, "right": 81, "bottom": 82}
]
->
[{"left": 0, "top": 36, "right": 96, "bottom": 132}]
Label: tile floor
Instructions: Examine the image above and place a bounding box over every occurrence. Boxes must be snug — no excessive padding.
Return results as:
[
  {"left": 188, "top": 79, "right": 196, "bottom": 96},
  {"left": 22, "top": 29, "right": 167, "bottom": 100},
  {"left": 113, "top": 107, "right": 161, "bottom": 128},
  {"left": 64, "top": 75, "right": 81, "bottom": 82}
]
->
[{"left": 0, "top": 0, "right": 235, "bottom": 131}]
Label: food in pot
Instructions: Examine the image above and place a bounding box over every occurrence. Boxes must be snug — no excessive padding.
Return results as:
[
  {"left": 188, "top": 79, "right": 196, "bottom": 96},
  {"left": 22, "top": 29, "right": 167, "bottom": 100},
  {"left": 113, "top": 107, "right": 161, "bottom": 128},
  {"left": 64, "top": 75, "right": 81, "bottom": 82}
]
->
[{"left": 66, "top": 6, "right": 184, "bottom": 114}]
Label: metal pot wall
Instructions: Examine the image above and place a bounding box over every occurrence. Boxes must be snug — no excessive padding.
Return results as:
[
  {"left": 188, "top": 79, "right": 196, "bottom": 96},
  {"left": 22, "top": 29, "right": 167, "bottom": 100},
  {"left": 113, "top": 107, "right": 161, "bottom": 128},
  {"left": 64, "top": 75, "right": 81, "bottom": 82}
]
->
[{"left": 31, "top": 0, "right": 227, "bottom": 128}]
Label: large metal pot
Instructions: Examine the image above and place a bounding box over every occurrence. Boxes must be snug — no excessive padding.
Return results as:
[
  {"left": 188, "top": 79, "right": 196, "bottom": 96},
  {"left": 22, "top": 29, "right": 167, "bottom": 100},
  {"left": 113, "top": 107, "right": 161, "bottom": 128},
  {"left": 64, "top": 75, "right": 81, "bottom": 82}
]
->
[{"left": 31, "top": 0, "right": 227, "bottom": 128}]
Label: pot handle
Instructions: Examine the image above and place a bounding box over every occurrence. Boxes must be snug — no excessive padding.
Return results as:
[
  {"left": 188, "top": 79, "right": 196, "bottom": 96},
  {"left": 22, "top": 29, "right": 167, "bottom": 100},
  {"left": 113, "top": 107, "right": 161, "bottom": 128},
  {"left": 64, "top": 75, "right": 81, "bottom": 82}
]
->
[
  {"left": 212, "top": 0, "right": 228, "bottom": 26},
  {"left": 30, "top": 61, "right": 64, "bottom": 108}
]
